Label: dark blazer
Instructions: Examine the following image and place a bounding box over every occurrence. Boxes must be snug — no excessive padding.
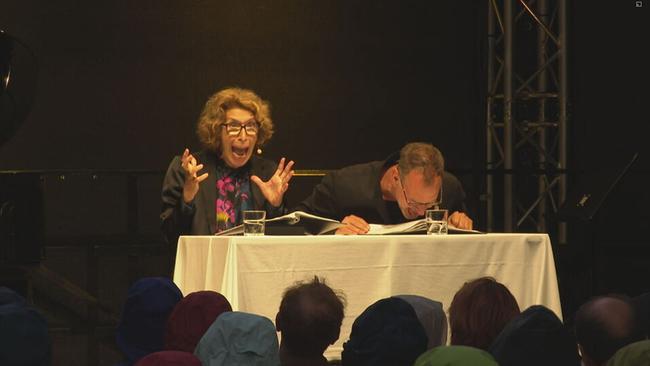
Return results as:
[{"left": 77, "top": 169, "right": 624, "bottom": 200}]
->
[
  {"left": 293, "top": 159, "right": 467, "bottom": 225},
  {"left": 161, "top": 151, "right": 284, "bottom": 245}
]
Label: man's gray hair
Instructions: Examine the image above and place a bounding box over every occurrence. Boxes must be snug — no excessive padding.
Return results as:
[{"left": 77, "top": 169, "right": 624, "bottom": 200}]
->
[{"left": 398, "top": 142, "right": 444, "bottom": 185}]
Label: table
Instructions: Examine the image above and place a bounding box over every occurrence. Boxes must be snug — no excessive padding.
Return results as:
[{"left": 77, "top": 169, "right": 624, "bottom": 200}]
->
[{"left": 173, "top": 234, "right": 561, "bottom": 359}]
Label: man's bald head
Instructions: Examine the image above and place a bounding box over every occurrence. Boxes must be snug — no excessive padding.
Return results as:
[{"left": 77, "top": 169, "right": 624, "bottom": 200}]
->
[{"left": 575, "top": 295, "right": 645, "bottom": 366}]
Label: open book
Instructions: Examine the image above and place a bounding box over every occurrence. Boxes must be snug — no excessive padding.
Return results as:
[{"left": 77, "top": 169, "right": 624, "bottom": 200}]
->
[
  {"left": 215, "top": 211, "right": 345, "bottom": 236},
  {"left": 367, "top": 218, "right": 483, "bottom": 235}
]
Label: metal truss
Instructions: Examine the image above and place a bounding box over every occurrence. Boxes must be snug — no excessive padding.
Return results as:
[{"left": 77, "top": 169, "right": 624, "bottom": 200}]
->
[{"left": 486, "top": 0, "right": 567, "bottom": 242}]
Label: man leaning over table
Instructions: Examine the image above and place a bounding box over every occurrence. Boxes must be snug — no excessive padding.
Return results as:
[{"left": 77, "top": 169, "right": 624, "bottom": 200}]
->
[{"left": 294, "top": 142, "right": 473, "bottom": 235}]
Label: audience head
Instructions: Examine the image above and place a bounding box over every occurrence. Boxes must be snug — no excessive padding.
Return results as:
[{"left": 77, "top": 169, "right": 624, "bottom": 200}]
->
[
  {"left": 0, "top": 290, "right": 51, "bottom": 366},
  {"left": 414, "top": 345, "right": 499, "bottom": 366},
  {"left": 0, "top": 286, "right": 27, "bottom": 306},
  {"left": 134, "top": 351, "right": 202, "bottom": 366},
  {"left": 116, "top": 277, "right": 183, "bottom": 365},
  {"left": 575, "top": 295, "right": 645, "bottom": 366},
  {"left": 194, "top": 311, "right": 279, "bottom": 366},
  {"left": 196, "top": 87, "right": 274, "bottom": 168},
  {"left": 276, "top": 276, "right": 346, "bottom": 358},
  {"left": 341, "top": 297, "right": 428, "bottom": 366},
  {"left": 605, "top": 340, "right": 650, "bottom": 366},
  {"left": 489, "top": 305, "right": 580, "bottom": 366},
  {"left": 448, "top": 276, "right": 520, "bottom": 350},
  {"left": 165, "top": 290, "right": 232, "bottom": 352},
  {"left": 394, "top": 294, "right": 448, "bottom": 348}
]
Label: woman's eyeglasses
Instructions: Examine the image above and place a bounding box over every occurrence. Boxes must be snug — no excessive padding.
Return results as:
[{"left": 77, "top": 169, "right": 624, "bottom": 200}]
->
[{"left": 222, "top": 120, "right": 259, "bottom": 136}]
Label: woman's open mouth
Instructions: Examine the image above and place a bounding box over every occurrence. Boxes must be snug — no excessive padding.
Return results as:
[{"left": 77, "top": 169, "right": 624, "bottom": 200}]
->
[{"left": 232, "top": 146, "right": 249, "bottom": 158}]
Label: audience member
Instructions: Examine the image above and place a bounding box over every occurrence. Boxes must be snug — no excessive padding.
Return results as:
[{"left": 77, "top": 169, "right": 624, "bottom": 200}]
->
[
  {"left": 134, "top": 351, "right": 202, "bottom": 366},
  {"left": 165, "top": 290, "right": 232, "bottom": 352},
  {"left": 341, "top": 297, "right": 427, "bottom": 366},
  {"left": 448, "top": 276, "right": 520, "bottom": 350},
  {"left": 489, "top": 305, "right": 580, "bottom": 366},
  {"left": 414, "top": 345, "right": 499, "bottom": 366},
  {"left": 0, "top": 288, "right": 51, "bottom": 366},
  {"left": 575, "top": 295, "right": 645, "bottom": 366},
  {"left": 276, "top": 276, "right": 345, "bottom": 366},
  {"left": 115, "top": 277, "right": 183, "bottom": 366},
  {"left": 606, "top": 340, "right": 650, "bottom": 366},
  {"left": 0, "top": 286, "right": 27, "bottom": 306},
  {"left": 394, "top": 294, "right": 448, "bottom": 348},
  {"left": 194, "top": 311, "right": 279, "bottom": 366}
]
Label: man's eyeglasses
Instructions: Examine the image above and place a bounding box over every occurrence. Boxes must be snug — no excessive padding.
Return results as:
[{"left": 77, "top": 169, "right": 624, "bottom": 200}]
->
[
  {"left": 398, "top": 170, "right": 442, "bottom": 209},
  {"left": 222, "top": 120, "right": 259, "bottom": 136}
]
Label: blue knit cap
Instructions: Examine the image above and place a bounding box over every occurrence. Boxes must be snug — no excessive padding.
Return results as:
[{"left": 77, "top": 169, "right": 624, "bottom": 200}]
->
[
  {"left": 342, "top": 297, "right": 428, "bottom": 366},
  {"left": 0, "top": 301, "right": 51, "bottom": 366},
  {"left": 116, "top": 277, "right": 183, "bottom": 365}
]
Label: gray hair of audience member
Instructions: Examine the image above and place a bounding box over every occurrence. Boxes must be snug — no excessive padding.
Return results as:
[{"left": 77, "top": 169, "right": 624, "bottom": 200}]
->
[
  {"left": 488, "top": 305, "right": 580, "bottom": 366},
  {"left": 398, "top": 142, "right": 445, "bottom": 185},
  {"left": 194, "top": 311, "right": 279, "bottom": 366},
  {"left": 276, "top": 276, "right": 346, "bottom": 357},
  {"left": 605, "top": 340, "right": 650, "bottom": 366},
  {"left": 394, "top": 294, "right": 448, "bottom": 348},
  {"left": 575, "top": 295, "right": 645, "bottom": 366}
]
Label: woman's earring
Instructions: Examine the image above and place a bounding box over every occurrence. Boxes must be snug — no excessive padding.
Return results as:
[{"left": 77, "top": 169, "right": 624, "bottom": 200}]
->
[{"left": 256, "top": 147, "right": 262, "bottom": 155}]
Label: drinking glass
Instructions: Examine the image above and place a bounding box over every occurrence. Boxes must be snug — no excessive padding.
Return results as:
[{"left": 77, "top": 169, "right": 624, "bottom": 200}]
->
[
  {"left": 243, "top": 210, "right": 266, "bottom": 236},
  {"left": 426, "top": 209, "right": 448, "bottom": 235}
]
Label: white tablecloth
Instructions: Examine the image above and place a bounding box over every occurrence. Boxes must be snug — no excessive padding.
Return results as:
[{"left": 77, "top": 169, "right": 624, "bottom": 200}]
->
[{"left": 173, "top": 234, "right": 561, "bottom": 359}]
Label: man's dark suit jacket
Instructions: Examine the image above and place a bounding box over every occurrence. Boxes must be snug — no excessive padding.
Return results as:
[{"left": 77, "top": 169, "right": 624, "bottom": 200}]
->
[
  {"left": 161, "top": 151, "right": 284, "bottom": 245},
  {"left": 294, "top": 157, "right": 468, "bottom": 225}
]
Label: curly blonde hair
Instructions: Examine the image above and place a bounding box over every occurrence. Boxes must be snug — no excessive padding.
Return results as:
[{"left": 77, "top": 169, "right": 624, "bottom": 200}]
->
[{"left": 196, "top": 87, "right": 274, "bottom": 153}]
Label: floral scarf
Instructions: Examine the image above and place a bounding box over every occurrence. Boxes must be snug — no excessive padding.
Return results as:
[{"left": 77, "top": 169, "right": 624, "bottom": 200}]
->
[{"left": 215, "top": 164, "right": 253, "bottom": 233}]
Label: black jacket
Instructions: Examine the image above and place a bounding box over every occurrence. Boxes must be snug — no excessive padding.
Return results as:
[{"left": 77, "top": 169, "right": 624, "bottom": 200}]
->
[
  {"left": 294, "top": 155, "right": 467, "bottom": 225},
  {"left": 161, "top": 151, "right": 284, "bottom": 244}
]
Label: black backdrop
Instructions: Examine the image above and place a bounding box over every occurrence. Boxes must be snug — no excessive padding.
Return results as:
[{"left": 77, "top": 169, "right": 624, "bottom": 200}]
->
[{"left": 0, "top": 0, "right": 483, "bottom": 171}]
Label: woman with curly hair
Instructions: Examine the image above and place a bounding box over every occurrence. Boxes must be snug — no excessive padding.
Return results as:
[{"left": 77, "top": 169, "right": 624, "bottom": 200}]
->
[{"left": 161, "top": 87, "right": 294, "bottom": 243}]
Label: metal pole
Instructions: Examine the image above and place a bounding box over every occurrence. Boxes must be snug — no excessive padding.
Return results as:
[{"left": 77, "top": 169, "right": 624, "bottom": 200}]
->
[
  {"left": 504, "top": 0, "right": 514, "bottom": 232},
  {"left": 537, "top": 0, "right": 548, "bottom": 232},
  {"left": 558, "top": 0, "right": 568, "bottom": 243},
  {"left": 487, "top": 1, "right": 496, "bottom": 232}
]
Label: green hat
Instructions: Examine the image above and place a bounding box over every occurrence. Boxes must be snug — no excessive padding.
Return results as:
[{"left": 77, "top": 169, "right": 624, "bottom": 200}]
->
[
  {"left": 606, "top": 340, "right": 650, "bottom": 366},
  {"left": 414, "top": 345, "right": 499, "bottom": 366}
]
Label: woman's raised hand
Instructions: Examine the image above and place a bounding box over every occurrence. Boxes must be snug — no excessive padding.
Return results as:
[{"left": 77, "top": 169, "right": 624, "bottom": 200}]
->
[
  {"left": 181, "top": 148, "right": 209, "bottom": 203},
  {"left": 251, "top": 157, "right": 295, "bottom": 207}
]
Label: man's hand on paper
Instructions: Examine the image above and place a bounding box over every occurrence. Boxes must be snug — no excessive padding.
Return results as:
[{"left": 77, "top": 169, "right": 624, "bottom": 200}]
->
[
  {"left": 449, "top": 211, "right": 473, "bottom": 230},
  {"left": 336, "top": 215, "right": 370, "bottom": 235}
]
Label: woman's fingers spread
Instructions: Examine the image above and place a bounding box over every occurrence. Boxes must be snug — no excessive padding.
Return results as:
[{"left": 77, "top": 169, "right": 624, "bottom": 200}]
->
[{"left": 195, "top": 173, "right": 209, "bottom": 183}]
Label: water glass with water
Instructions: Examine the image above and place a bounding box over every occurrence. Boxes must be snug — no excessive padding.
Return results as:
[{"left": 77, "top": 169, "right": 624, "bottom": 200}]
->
[
  {"left": 243, "top": 210, "right": 266, "bottom": 236},
  {"left": 426, "top": 209, "right": 448, "bottom": 235}
]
